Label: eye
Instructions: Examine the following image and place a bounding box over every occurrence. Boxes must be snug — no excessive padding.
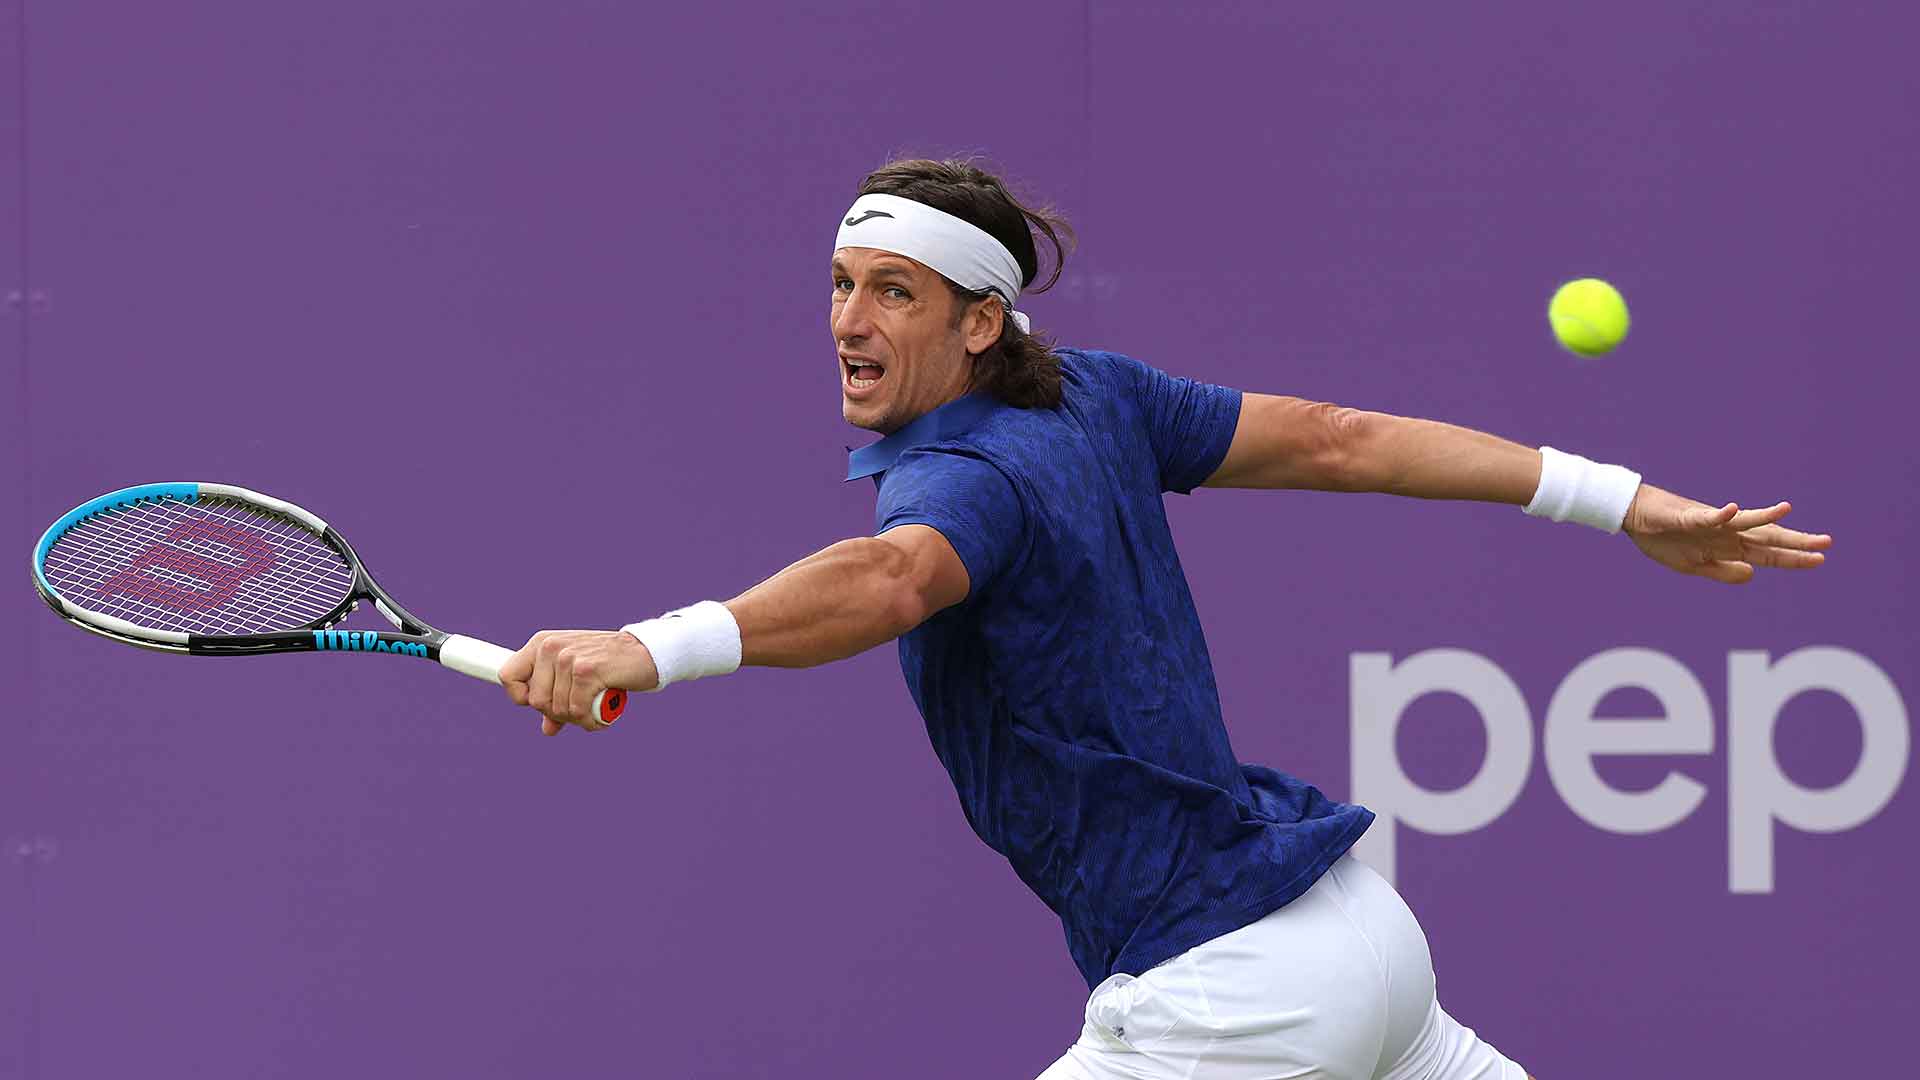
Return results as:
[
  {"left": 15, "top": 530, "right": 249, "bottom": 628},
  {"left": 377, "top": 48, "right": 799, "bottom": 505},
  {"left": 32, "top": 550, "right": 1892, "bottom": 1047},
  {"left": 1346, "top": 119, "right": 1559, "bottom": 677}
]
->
[
  {"left": 884, "top": 286, "right": 911, "bottom": 300},
  {"left": 834, "top": 278, "right": 854, "bottom": 292}
]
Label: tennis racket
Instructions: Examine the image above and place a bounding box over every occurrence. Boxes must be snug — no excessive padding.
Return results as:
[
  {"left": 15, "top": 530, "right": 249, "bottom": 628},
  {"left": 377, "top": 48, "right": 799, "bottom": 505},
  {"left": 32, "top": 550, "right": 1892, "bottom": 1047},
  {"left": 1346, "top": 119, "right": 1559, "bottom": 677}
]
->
[{"left": 30, "top": 482, "right": 626, "bottom": 726}]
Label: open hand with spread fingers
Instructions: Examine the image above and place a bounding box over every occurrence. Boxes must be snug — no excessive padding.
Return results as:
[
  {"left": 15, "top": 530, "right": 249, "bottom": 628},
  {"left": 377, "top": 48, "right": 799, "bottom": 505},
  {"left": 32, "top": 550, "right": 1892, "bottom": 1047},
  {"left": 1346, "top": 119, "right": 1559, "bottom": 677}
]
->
[{"left": 1622, "top": 484, "right": 1832, "bottom": 584}]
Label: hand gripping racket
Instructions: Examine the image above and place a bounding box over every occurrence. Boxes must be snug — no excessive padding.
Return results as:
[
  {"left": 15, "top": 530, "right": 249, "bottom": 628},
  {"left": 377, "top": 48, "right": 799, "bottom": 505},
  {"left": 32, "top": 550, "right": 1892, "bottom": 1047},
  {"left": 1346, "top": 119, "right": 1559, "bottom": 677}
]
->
[{"left": 30, "top": 482, "right": 627, "bottom": 726}]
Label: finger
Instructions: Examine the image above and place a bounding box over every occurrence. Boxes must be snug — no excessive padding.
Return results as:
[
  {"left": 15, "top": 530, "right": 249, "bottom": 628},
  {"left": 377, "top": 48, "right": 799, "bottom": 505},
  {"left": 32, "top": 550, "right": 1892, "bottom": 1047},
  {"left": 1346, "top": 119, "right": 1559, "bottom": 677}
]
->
[
  {"left": 1744, "top": 546, "right": 1827, "bottom": 570},
  {"left": 502, "top": 677, "right": 529, "bottom": 707},
  {"left": 551, "top": 658, "right": 577, "bottom": 726},
  {"left": 541, "top": 715, "right": 566, "bottom": 737},
  {"left": 1740, "top": 523, "right": 1832, "bottom": 550},
  {"left": 567, "top": 654, "right": 599, "bottom": 723},
  {"left": 1703, "top": 533, "right": 1749, "bottom": 562},
  {"left": 1725, "top": 502, "right": 1791, "bottom": 531},
  {"left": 1690, "top": 559, "right": 1755, "bottom": 585},
  {"left": 526, "top": 645, "right": 557, "bottom": 716}
]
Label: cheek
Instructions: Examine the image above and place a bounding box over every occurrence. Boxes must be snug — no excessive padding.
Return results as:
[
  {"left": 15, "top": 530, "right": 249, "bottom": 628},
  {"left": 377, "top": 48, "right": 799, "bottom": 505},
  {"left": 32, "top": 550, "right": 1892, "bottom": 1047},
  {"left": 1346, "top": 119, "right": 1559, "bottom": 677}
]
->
[{"left": 897, "top": 316, "right": 944, "bottom": 367}]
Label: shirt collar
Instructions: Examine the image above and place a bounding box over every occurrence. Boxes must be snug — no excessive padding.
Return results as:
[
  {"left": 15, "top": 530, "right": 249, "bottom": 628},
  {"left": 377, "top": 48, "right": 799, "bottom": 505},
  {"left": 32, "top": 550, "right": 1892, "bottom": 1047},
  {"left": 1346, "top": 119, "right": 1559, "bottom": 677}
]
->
[{"left": 845, "top": 392, "right": 1003, "bottom": 482}]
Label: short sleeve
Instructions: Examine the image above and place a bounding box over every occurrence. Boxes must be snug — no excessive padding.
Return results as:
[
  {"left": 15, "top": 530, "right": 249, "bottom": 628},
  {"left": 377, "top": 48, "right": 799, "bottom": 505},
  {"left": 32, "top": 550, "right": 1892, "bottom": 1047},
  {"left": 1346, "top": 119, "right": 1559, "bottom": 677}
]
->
[
  {"left": 1098, "top": 352, "right": 1244, "bottom": 494},
  {"left": 875, "top": 448, "right": 1026, "bottom": 598}
]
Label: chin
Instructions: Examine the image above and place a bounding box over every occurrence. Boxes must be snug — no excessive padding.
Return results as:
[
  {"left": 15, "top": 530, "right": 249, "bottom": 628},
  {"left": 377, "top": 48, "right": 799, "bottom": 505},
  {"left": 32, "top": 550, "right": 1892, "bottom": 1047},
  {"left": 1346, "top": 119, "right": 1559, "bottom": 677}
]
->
[{"left": 842, "top": 397, "right": 888, "bottom": 432}]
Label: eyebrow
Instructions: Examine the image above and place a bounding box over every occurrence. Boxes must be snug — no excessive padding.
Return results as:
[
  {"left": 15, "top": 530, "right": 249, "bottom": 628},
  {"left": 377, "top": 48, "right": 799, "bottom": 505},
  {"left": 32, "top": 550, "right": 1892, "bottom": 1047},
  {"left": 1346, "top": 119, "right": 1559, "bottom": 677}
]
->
[{"left": 831, "top": 259, "right": 920, "bottom": 282}]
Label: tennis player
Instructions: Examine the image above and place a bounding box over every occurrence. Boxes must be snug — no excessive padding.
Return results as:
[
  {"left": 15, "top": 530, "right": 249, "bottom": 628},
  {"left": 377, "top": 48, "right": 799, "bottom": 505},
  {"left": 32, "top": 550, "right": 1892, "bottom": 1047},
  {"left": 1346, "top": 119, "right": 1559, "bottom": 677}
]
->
[{"left": 501, "top": 159, "right": 1829, "bottom": 1080}]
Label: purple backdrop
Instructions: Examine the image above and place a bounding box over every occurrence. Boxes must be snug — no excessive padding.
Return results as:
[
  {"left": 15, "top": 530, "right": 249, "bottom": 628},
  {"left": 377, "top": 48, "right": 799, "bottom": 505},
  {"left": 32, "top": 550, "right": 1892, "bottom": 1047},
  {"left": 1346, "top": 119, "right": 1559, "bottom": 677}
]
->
[{"left": 5, "top": 2, "right": 1916, "bottom": 1077}]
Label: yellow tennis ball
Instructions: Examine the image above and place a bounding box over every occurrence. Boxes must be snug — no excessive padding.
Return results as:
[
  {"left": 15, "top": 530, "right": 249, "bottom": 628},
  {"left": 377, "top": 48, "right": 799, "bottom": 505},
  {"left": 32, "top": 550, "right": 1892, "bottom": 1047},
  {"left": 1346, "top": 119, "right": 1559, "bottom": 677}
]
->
[{"left": 1548, "top": 278, "right": 1630, "bottom": 356}]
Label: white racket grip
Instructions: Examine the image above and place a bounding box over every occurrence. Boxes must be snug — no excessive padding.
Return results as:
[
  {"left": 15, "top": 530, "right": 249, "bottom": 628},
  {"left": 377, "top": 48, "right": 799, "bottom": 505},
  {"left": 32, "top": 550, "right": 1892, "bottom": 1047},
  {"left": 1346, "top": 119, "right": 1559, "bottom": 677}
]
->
[
  {"left": 439, "top": 634, "right": 515, "bottom": 683},
  {"left": 438, "top": 633, "right": 626, "bottom": 726}
]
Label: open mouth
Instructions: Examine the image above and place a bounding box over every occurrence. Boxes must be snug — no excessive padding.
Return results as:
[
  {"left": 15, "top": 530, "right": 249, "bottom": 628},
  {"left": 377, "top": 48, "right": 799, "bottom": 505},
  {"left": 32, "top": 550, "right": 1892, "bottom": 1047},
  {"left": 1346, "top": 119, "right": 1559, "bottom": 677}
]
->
[{"left": 843, "top": 357, "right": 886, "bottom": 391}]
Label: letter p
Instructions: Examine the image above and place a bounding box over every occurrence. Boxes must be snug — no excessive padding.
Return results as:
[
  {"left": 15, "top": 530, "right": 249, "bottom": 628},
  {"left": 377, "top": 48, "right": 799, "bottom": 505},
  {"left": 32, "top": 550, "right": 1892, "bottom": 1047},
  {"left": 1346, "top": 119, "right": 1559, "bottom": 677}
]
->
[
  {"left": 1351, "top": 650, "right": 1533, "bottom": 885},
  {"left": 1729, "top": 647, "right": 1908, "bottom": 893}
]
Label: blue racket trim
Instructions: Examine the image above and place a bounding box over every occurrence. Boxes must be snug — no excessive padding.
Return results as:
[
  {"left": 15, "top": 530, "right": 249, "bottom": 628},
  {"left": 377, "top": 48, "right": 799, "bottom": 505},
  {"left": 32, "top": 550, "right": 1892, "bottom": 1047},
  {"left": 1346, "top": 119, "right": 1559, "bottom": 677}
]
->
[{"left": 31, "top": 482, "right": 202, "bottom": 597}]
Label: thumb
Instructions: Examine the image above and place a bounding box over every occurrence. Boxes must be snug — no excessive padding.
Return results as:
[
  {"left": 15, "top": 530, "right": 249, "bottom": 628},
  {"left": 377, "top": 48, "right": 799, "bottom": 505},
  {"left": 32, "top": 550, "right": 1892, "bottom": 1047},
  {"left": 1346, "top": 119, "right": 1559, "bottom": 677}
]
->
[
  {"left": 499, "top": 644, "right": 535, "bottom": 684},
  {"left": 1694, "top": 502, "right": 1738, "bottom": 528},
  {"left": 541, "top": 715, "right": 566, "bottom": 737}
]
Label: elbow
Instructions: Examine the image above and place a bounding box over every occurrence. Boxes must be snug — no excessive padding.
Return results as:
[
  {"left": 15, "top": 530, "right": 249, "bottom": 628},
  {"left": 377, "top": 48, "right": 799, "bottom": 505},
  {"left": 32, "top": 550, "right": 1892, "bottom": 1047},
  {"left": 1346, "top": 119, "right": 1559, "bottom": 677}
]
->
[
  {"left": 886, "top": 591, "right": 935, "bottom": 638},
  {"left": 1312, "top": 404, "right": 1376, "bottom": 491}
]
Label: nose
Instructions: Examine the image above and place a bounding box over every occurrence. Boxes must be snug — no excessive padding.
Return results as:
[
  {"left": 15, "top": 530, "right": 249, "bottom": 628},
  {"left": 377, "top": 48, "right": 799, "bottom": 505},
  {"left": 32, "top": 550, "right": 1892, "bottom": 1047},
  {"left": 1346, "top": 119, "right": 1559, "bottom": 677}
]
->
[{"left": 832, "top": 284, "right": 874, "bottom": 343}]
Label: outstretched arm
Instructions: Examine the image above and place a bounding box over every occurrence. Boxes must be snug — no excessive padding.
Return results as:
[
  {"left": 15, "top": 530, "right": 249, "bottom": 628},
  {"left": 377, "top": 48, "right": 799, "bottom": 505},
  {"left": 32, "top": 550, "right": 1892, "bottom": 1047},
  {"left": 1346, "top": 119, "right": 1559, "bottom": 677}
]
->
[
  {"left": 1204, "top": 393, "right": 1831, "bottom": 583},
  {"left": 1204, "top": 394, "right": 1543, "bottom": 500},
  {"left": 726, "top": 525, "right": 970, "bottom": 665},
  {"left": 498, "top": 524, "right": 970, "bottom": 734}
]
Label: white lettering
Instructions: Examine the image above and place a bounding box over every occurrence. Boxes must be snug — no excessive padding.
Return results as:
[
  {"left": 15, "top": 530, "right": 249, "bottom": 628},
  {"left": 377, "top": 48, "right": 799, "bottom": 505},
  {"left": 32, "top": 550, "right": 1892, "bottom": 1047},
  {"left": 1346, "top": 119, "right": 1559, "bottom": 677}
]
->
[
  {"left": 1728, "top": 648, "right": 1909, "bottom": 893},
  {"left": 1350, "top": 650, "right": 1533, "bottom": 885},
  {"left": 1544, "top": 648, "right": 1712, "bottom": 834},
  {"left": 1349, "top": 646, "right": 1909, "bottom": 891}
]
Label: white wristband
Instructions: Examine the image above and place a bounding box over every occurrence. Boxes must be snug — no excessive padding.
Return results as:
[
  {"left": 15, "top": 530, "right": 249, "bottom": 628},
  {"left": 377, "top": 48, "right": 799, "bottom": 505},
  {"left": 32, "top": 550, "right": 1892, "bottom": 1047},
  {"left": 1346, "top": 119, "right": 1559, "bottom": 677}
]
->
[
  {"left": 1524, "top": 446, "right": 1642, "bottom": 533},
  {"left": 620, "top": 600, "right": 742, "bottom": 692}
]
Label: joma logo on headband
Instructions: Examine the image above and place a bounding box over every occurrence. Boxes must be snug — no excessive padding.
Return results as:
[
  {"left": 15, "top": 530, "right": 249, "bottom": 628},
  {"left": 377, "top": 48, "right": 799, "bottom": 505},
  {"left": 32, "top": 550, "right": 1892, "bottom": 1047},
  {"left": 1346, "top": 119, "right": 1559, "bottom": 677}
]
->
[{"left": 844, "top": 210, "right": 894, "bottom": 227}]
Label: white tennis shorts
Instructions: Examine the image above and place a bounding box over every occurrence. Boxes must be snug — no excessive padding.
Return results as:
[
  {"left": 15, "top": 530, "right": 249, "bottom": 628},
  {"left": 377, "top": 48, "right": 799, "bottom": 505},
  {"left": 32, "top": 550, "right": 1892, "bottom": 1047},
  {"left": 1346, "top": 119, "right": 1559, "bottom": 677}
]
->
[{"left": 1036, "top": 855, "right": 1527, "bottom": 1080}]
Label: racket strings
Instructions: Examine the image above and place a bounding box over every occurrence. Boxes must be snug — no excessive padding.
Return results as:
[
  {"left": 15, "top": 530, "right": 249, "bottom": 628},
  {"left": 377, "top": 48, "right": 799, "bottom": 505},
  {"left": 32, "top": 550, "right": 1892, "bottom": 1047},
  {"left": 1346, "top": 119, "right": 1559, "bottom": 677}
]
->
[
  {"left": 57, "top": 522, "right": 344, "bottom": 630},
  {"left": 40, "top": 496, "right": 356, "bottom": 635},
  {"left": 47, "top": 506, "right": 347, "bottom": 632},
  {"left": 48, "top": 502, "right": 350, "bottom": 632}
]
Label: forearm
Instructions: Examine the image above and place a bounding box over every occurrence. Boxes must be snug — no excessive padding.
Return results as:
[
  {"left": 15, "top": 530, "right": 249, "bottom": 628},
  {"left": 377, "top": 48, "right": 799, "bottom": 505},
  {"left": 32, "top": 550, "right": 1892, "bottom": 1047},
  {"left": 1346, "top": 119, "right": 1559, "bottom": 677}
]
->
[
  {"left": 1335, "top": 410, "right": 1544, "bottom": 504},
  {"left": 724, "top": 535, "right": 934, "bottom": 668}
]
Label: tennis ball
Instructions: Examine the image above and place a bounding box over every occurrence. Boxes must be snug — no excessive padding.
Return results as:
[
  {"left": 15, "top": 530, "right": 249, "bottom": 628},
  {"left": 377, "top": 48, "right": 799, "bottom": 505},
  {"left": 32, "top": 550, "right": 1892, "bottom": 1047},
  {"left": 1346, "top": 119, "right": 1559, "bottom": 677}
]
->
[{"left": 1548, "top": 278, "right": 1630, "bottom": 357}]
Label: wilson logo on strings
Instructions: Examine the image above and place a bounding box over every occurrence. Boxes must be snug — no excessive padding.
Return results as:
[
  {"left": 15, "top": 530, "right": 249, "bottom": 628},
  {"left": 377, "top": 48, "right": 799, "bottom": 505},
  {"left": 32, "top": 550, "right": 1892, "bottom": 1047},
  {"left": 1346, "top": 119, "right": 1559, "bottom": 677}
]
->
[
  {"left": 311, "top": 629, "right": 428, "bottom": 657},
  {"left": 97, "top": 519, "right": 278, "bottom": 613}
]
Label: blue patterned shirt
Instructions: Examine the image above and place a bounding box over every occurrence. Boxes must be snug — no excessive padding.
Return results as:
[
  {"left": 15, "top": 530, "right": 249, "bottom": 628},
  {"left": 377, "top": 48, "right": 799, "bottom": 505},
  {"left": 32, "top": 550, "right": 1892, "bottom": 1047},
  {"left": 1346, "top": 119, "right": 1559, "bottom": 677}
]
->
[{"left": 847, "top": 349, "right": 1375, "bottom": 987}]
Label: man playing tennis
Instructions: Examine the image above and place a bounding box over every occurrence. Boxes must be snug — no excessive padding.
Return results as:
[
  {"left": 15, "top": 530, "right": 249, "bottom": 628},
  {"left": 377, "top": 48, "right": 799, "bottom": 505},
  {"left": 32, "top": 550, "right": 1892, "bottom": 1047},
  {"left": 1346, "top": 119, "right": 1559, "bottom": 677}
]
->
[{"left": 501, "top": 159, "right": 1830, "bottom": 1080}]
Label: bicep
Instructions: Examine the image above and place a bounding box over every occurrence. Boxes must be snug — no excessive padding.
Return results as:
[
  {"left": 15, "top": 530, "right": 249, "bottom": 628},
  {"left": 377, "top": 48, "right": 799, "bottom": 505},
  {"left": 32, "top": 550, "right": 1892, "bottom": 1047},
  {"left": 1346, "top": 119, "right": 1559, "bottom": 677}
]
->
[
  {"left": 1202, "top": 392, "right": 1362, "bottom": 490},
  {"left": 875, "top": 524, "right": 972, "bottom": 618}
]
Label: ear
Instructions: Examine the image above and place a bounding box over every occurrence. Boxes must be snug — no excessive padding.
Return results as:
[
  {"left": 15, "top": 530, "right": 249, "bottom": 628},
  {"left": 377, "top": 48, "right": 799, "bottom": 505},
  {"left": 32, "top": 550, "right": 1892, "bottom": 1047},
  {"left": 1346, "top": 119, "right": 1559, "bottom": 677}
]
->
[{"left": 961, "top": 294, "right": 1005, "bottom": 356}]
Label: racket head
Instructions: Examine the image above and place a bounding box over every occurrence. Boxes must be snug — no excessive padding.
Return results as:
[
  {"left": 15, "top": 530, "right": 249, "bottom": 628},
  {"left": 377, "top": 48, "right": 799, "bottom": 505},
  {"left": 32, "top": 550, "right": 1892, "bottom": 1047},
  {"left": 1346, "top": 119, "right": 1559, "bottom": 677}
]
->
[{"left": 32, "top": 482, "right": 361, "bottom": 652}]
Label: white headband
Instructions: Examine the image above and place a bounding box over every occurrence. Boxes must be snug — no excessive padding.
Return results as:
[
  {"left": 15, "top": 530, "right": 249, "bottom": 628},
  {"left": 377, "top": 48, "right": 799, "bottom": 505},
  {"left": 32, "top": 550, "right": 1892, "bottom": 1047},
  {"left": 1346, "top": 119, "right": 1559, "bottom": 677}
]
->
[{"left": 834, "top": 192, "right": 1031, "bottom": 333}]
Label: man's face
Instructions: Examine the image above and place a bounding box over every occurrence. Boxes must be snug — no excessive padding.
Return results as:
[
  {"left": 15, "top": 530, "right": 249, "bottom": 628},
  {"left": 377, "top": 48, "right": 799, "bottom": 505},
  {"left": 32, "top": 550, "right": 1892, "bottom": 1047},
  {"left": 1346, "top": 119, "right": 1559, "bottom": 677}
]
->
[{"left": 830, "top": 247, "right": 976, "bottom": 434}]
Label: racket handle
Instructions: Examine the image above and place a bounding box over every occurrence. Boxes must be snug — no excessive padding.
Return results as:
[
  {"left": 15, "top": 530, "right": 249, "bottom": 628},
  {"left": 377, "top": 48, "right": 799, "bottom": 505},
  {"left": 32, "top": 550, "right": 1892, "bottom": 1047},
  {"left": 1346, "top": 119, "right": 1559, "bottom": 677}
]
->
[
  {"left": 439, "top": 634, "right": 628, "bottom": 726},
  {"left": 585, "top": 687, "right": 627, "bottom": 726}
]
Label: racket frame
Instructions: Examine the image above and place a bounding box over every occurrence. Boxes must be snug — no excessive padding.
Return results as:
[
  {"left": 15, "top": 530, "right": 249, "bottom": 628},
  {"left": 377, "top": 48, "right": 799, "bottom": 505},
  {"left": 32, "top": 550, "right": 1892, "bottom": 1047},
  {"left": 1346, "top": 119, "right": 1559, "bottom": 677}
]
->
[
  {"left": 32, "top": 482, "right": 627, "bottom": 726},
  {"left": 31, "top": 482, "right": 453, "bottom": 658}
]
